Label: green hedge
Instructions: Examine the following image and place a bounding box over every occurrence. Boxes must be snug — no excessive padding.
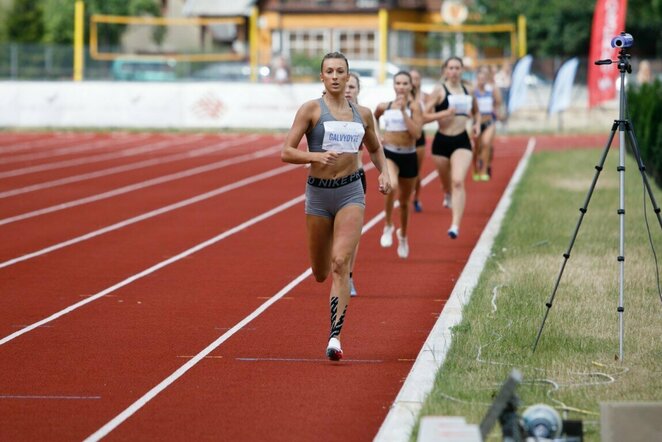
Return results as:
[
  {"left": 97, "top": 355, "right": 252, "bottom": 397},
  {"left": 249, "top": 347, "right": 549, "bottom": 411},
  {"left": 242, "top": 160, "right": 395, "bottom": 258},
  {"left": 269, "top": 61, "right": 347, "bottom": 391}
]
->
[{"left": 627, "top": 80, "right": 662, "bottom": 187}]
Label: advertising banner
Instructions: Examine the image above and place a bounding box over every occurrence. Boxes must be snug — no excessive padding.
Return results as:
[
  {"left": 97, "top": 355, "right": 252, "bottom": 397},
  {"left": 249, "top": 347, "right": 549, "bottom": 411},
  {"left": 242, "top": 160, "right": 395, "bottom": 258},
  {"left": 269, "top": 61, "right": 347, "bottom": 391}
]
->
[
  {"left": 548, "top": 57, "right": 580, "bottom": 115},
  {"left": 587, "top": 0, "right": 628, "bottom": 108}
]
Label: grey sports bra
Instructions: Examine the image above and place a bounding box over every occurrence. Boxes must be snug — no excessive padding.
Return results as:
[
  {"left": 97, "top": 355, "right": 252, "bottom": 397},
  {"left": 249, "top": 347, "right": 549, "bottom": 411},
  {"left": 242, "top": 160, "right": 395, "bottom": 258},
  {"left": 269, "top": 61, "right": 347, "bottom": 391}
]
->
[{"left": 306, "top": 97, "right": 365, "bottom": 153}]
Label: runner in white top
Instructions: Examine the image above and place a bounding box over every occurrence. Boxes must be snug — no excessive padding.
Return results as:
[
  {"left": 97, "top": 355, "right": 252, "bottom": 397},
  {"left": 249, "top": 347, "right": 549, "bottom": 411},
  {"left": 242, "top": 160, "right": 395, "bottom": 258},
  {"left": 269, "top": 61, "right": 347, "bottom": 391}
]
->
[
  {"left": 344, "top": 71, "right": 367, "bottom": 297},
  {"left": 374, "top": 71, "right": 423, "bottom": 259},
  {"left": 424, "top": 56, "right": 480, "bottom": 239},
  {"left": 410, "top": 69, "right": 429, "bottom": 213},
  {"left": 473, "top": 65, "right": 503, "bottom": 181}
]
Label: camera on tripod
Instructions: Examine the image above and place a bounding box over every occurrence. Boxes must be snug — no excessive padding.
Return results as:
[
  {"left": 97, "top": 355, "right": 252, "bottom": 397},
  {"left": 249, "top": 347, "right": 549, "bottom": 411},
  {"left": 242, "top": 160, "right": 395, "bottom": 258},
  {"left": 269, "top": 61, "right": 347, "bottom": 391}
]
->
[{"left": 611, "top": 32, "right": 633, "bottom": 48}]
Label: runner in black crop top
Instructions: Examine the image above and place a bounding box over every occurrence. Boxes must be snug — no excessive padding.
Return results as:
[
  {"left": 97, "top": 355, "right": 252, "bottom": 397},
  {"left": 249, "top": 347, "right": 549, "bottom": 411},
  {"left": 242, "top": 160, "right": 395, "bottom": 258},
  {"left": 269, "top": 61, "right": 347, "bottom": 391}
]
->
[
  {"left": 434, "top": 84, "right": 471, "bottom": 116},
  {"left": 424, "top": 56, "right": 480, "bottom": 241}
]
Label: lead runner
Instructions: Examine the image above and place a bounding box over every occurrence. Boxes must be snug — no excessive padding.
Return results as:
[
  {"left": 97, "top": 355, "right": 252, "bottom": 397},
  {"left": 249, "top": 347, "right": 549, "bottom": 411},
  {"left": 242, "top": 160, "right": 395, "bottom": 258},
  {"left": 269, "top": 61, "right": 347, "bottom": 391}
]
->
[{"left": 281, "top": 51, "right": 391, "bottom": 361}]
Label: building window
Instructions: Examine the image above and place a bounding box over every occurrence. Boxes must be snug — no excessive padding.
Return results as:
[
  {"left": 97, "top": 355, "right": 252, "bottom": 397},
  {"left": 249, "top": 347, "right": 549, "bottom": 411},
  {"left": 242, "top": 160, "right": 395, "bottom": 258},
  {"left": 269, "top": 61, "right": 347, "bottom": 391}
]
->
[
  {"left": 338, "top": 30, "right": 376, "bottom": 59},
  {"left": 282, "top": 29, "right": 377, "bottom": 60}
]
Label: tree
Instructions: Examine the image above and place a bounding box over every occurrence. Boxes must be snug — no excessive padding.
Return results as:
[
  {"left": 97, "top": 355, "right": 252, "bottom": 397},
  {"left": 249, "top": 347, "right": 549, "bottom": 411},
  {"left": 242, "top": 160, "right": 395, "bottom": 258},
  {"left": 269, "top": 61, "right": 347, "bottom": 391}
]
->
[
  {"left": 475, "top": 0, "right": 594, "bottom": 58},
  {"left": 625, "top": 0, "right": 662, "bottom": 57},
  {"left": 41, "top": 0, "right": 162, "bottom": 45},
  {"left": 6, "top": 0, "right": 45, "bottom": 43},
  {"left": 475, "top": 0, "right": 662, "bottom": 58}
]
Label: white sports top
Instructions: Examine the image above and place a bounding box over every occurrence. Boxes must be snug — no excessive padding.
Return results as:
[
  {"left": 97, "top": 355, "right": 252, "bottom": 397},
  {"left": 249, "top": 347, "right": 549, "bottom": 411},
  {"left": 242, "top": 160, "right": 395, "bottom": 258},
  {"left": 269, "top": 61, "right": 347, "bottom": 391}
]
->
[
  {"left": 382, "top": 108, "right": 411, "bottom": 132},
  {"left": 321, "top": 121, "right": 365, "bottom": 153},
  {"left": 448, "top": 95, "right": 473, "bottom": 116}
]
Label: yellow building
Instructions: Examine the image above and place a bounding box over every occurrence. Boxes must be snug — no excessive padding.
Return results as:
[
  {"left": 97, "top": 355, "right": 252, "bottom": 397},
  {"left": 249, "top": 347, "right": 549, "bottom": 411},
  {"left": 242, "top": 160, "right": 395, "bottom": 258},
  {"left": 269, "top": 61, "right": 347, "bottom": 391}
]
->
[{"left": 181, "top": 1, "right": 476, "bottom": 68}]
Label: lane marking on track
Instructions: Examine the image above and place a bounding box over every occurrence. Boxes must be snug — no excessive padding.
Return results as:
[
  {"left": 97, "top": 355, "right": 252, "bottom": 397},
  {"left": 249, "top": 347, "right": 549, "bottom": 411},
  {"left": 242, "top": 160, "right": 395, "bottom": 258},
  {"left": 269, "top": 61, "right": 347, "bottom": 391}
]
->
[
  {"left": 0, "top": 135, "right": 207, "bottom": 178},
  {"left": 0, "top": 394, "right": 101, "bottom": 400},
  {"left": 0, "top": 164, "right": 299, "bottom": 269},
  {"left": 0, "top": 133, "right": 153, "bottom": 165},
  {"left": 235, "top": 357, "right": 384, "bottom": 363},
  {"left": 0, "top": 133, "right": 98, "bottom": 154},
  {"left": 83, "top": 171, "right": 439, "bottom": 442},
  {"left": 256, "top": 296, "right": 293, "bottom": 300},
  {"left": 0, "top": 145, "right": 281, "bottom": 226},
  {"left": 0, "top": 135, "right": 260, "bottom": 198},
  {"left": 176, "top": 356, "right": 224, "bottom": 359},
  {"left": 11, "top": 324, "right": 53, "bottom": 328},
  {"left": 0, "top": 193, "right": 307, "bottom": 348}
]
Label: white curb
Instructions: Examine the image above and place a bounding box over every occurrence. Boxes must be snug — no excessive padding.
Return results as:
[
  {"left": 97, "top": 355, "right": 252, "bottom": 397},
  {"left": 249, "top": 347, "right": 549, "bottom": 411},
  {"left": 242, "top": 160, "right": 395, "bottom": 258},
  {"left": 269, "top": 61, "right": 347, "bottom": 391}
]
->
[{"left": 374, "top": 137, "right": 537, "bottom": 442}]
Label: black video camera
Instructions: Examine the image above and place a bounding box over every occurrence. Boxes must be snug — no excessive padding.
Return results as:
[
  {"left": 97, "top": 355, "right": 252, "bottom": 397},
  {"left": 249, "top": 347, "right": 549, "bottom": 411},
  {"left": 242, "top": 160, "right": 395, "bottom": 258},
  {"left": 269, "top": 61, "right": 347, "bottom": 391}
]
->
[{"left": 611, "top": 32, "right": 633, "bottom": 48}]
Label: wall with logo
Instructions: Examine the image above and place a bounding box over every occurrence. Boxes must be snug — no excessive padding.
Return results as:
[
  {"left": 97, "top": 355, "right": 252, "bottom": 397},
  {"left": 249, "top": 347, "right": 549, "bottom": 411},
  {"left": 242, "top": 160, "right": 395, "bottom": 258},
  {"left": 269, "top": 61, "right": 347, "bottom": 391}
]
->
[{"left": 0, "top": 81, "right": 401, "bottom": 130}]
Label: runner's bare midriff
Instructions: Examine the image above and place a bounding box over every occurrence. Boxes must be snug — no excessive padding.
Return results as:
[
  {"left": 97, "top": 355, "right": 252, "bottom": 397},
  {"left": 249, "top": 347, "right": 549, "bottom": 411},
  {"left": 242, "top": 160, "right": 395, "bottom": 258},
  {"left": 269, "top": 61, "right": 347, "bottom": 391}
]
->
[
  {"left": 384, "top": 131, "right": 415, "bottom": 148},
  {"left": 310, "top": 153, "right": 359, "bottom": 179}
]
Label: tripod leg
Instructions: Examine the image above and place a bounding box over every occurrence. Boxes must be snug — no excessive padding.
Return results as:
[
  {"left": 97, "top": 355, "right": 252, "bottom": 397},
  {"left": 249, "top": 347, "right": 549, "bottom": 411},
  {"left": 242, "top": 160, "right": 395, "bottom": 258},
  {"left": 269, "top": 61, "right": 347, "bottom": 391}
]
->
[
  {"left": 624, "top": 122, "right": 662, "bottom": 230},
  {"left": 532, "top": 123, "right": 619, "bottom": 353}
]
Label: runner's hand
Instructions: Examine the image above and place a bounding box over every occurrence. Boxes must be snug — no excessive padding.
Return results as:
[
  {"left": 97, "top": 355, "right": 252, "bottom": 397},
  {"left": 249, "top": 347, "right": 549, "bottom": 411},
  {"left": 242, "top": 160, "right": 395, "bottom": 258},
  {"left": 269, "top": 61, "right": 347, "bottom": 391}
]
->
[
  {"left": 395, "top": 94, "right": 407, "bottom": 112},
  {"left": 315, "top": 151, "right": 340, "bottom": 166},
  {"left": 442, "top": 108, "right": 456, "bottom": 121},
  {"left": 378, "top": 173, "right": 391, "bottom": 195}
]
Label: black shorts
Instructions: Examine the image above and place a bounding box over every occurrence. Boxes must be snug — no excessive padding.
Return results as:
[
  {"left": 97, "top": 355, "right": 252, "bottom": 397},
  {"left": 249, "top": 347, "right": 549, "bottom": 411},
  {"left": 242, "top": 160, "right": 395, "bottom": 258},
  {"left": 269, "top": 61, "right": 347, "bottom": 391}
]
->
[
  {"left": 431, "top": 131, "right": 472, "bottom": 158},
  {"left": 415, "top": 131, "right": 426, "bottom": 148},
  {"left": 384, "top": 147, "right": 418, "bottom": 179},
  {"left": 480, "top": 119, "right": 495, "bottom": 133}
]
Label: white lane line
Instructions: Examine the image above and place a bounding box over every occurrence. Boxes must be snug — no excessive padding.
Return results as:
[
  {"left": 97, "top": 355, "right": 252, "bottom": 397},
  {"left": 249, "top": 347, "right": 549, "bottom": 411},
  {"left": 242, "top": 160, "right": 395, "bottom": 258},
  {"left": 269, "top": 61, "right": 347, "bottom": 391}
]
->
[
  {"left": 83, "top": 170, "right": 438, "bottom": 442},
  {"left": 0, "top": 164, "right": 299, "bottom": 269},
  {"left": 0, "top": 133, "right": 152, "bottom": 165},
  {"left": 0, "top": 193, "right": 306, "bottom": 348},
  {"left": 0, "top": 145, "right": 281, "bottom": 226},
  {"left": 0, "top": 395, "right": 101, "bottom": 400},
  {"left": 235, "top": 357, "right": 383, "bottom": 363},
  {"left": 0, "top": 134, "right": 205, "bottom": 178},
  {"left": 0, "top": 133, "right": 98, "bottom": 154},
  {"left": 0, "top": 135, "right": 260, "bottom": 198},
  {"left": 83, "top": 266, "right": 310, "bottom": 442}
]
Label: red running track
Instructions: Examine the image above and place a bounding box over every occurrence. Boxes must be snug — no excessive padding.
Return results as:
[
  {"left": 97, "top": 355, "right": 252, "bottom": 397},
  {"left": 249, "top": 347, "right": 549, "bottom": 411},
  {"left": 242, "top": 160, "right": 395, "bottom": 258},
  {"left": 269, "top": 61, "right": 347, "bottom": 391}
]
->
[{"left": 0, "top": 130, "right": 554, "bottom": 441}]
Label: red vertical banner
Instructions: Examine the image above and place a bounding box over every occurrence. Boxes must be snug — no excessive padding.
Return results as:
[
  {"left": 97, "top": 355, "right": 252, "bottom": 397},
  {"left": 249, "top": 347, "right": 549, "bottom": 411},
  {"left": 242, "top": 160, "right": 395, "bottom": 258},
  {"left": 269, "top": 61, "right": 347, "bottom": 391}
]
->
[{"left": 587, "top": 0, "right": 628, "bottom": 108}]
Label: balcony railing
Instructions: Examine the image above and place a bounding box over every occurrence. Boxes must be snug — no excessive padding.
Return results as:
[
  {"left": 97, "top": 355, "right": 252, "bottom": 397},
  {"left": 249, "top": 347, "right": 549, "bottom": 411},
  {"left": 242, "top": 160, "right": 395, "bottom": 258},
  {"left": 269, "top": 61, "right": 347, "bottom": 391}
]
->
[{"left": 264, "top": 0, "right": 429, "bottom": 12}]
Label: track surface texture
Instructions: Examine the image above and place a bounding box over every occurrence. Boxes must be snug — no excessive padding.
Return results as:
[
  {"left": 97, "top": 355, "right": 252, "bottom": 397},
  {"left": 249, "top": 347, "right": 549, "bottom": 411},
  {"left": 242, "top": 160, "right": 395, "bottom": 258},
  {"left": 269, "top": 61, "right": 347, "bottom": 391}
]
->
[{"left": 0, "top": 131, "right": 600, "bottom": 441}]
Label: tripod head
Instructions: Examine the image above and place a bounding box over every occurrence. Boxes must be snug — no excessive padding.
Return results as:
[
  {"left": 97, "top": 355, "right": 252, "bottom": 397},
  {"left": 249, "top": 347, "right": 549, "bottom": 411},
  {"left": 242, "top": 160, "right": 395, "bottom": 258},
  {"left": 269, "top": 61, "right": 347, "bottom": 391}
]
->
[
  {"left": 593, "top": 32, "right": 633, "bottom": 120},
  {"left": 594, "top": 32, "right": 633, "bottom": 74}
]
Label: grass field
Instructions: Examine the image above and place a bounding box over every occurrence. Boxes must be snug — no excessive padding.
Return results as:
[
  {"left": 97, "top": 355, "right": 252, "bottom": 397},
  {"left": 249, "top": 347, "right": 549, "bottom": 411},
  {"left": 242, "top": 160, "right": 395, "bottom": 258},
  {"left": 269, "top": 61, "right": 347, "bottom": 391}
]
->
[{"left": 413, "top": 146, "right": 662, "bottom": 441}]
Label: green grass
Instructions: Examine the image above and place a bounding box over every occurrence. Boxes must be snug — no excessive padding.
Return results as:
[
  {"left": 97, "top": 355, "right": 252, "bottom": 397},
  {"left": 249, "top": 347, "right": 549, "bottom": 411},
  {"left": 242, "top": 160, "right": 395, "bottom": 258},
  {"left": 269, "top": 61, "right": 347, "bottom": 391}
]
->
[{"left": 413, "top": 147, "right": 662, "bottom": 441}]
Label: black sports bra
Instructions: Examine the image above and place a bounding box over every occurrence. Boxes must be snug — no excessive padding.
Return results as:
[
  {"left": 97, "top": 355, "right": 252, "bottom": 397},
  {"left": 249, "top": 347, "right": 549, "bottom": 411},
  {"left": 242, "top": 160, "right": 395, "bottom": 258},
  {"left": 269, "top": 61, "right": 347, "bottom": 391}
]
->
[{"left": 434, "top": 83, "right": 471, "bottom": 116}]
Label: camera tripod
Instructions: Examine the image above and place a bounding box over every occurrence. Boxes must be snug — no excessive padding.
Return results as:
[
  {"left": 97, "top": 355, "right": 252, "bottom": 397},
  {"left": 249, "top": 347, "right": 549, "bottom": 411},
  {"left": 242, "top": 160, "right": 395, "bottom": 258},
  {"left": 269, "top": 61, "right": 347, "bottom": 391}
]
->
[{"left": 532, "top": 37, "right": 662, "bottom": 361}]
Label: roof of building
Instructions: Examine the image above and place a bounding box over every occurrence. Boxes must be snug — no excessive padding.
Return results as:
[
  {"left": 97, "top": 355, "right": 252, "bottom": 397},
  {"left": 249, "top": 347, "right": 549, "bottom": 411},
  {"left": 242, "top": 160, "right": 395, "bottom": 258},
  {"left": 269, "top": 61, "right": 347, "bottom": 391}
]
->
[{"left": 183, "top": 0, "right": 256, "bottom": 17}]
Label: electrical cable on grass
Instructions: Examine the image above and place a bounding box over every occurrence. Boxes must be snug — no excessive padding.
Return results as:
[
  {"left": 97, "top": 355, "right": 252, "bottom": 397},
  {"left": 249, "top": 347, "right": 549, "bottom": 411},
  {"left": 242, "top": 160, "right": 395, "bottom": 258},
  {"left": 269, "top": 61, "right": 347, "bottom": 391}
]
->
[
  {"left": 490, "top": 285, "right": 502, "bottom": 314},
  {"left": 450, "top": 246, "right": 635, "bottom": 423},
  {"left": 435, "top": 391, "right": 492, "bottom": 407},
  {"left": 469, "top": 280, "right": 632, "bottom": 420},
  {"left": 592, "top": 360, "right": 630, "bottom": 376}
]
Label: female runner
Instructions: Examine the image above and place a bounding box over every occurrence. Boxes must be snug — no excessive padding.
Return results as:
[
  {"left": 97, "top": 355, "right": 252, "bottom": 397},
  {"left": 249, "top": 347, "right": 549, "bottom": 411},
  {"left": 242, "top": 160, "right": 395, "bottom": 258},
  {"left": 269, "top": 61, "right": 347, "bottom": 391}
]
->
[
  {"left": 281, "top": 52, "right": 391, "bottom": 360},
  {"left": 375, "top": 71, "right": 423, "bottom": 258},
  {"left": 424, "top": 56, "right": 480, "bottom": 239}
]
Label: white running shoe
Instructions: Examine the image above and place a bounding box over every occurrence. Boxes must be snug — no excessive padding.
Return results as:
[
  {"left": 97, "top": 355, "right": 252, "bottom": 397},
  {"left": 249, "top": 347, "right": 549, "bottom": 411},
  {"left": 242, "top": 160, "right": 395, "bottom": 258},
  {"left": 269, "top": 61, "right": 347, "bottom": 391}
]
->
[
  {"left": 349, "top": 277, "right": 358, "bottom": 297},
  {"left": 448, "top": 225, "right": 459, "bottom": 239},
  {"left": 396, "top": 228, "right": 409, "bottom": 259},
  {"left": 326, "top": 337, "right": 343, "bottom": 361},
  {"left": 443, "top": 193, "right": 452, "bottom": 208},
  {"left": 380, "top": 224, "right": 394, "bottom": 247}
]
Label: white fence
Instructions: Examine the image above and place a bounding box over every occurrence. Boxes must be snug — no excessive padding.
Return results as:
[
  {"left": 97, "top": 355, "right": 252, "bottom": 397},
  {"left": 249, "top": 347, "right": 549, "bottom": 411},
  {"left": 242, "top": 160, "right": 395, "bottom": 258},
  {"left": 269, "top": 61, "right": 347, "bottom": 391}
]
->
[
  {"left": 0, "top": 80, "right": 615, "bottom": 132},
  {"left": 0, "top": 81, "right": 398, "bottom": 130}
]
